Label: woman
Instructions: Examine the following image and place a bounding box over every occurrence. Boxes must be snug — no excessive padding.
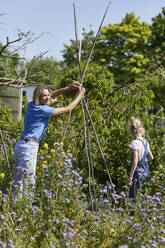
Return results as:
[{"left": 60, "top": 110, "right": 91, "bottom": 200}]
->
[{"left": 13, "top": 81, "right": 85, "bottom": 200}]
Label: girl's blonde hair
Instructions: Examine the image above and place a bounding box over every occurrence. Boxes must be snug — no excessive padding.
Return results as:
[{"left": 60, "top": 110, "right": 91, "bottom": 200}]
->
[
  {"left": 32, "top": 85, "right": 50, "bottom": 105},
  {"left": 130, "top": 117, "right": 145, "bottom": 137}
]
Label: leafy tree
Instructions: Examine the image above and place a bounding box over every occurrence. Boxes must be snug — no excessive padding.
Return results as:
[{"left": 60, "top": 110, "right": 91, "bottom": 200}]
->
[
  {"left": 138, "top": 64, "right": 165, "bottom": 110},
  {"left": 25, "top": 57, "right": 63, "bottom": 87},
  {"left": 60, "top": 61, "right": 114, "bottom": 95},
  {"left": 62, "top": 29, "right": 95, "bottom": 66},
  {"left": 150, "top": 7, "right": 165, "bottom": 65},
  {"left": 95, "top": 13, "right": 151, "bottom": 85},
  {"left": 0, "top": 43, "right": 19, "bottom": 78},
  {"left": 61, "top": 13, "right": 152, "bottom": 86}
]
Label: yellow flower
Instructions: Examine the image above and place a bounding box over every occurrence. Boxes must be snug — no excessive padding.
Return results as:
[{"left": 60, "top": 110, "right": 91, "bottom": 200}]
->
[
  {"left": 53, "top": 142, "right": 57, "bottom": 147},
  {"left": 51, "top": 149, "right": 55, "bottom": 153},
  {"left": 61, "top": 151, "right": 65, "bottom": 156},
  {"left": 59, "top": 161, "right": 63, "bottom": 167},
  {"left": 29, "top": 162, "right": 33, "bottom": 166},
  {"left": 39, "top": 150, "right": 43, "bottom": 155},
  {"left": 109, "top": 228, "right": 117, "bottom": 237},
  {"left": 59, "top": 142, "right": 64, "bottom": 147},
  {"left": 66, "top": 150, "right": 70, "bottom": 153},
  {"left": 47, "top": 155, "right": 52, "bottom": 159},
  {"left": 43, "top": 143, "right": 48, "bottom": 149},
  {"left": 42, "top": 161, "right": 47, "bottom": 164},
  {"left": 41, "top": 164, "right": 46, "bottom": 168},
  {"left": 0, "top": 173, "right": 5, "bottom": 179}
]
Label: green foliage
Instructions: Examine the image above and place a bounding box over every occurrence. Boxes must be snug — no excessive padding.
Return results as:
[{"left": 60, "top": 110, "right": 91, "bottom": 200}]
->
[
  {"left": 62, "top": 29, "right": 95, "bottom": 66},
  {"left": 0, "top": 105, "right": 23, "bottom": 186},
  {"left": 150, "top": 7, "right": 165, "bottom": 65},
  {"left": 137, "top": 63, "right": 165, "bottom": 109},
  {"left": 0, "top": 141, "right": 164, "bottom": 247},
  {"left": 0, "top": 43, "right": 19, "bottom": 78},
  {"left": 21, "top": 57, "right": 63, "bottom": 87},
  {"left": 44, "top": 81, "right": 165, "bottom": 194},
  {"left": 60, "top": 61, "right": 114, "bottom": 96},
  {"left": 0, "top": 7, "right": 165, "bottom": 246},
  {"left": 22, "top": 96, "right": 29, "bottom": 116},
  {"left": 96, "top": 13, "right": 151, "bottom": 84}
]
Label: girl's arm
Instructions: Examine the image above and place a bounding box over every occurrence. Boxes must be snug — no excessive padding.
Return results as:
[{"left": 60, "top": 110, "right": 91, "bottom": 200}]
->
[
  {"left": 50, "top": 81, "right": 80, "bottom": 98},
  {"left": 128, "top": 150, "right": 138, "bottom": 185},
  {"left": 147, "top": 147, "right": 154, "bottom": 161}
]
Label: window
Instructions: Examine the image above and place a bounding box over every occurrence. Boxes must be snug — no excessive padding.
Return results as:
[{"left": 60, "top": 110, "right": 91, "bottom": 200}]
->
[{"left": 23, "top": 91, "right": 26, "bottom": 97}]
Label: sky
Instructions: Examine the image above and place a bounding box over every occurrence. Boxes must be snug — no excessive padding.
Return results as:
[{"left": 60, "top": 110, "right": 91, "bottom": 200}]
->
[{"left": 0, "top": 0, "right": 164, "bottom": 61}]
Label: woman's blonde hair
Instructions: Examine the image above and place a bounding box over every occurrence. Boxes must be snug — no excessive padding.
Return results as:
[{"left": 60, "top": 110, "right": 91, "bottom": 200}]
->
[
  {"left": 130, "top": 117, "right": 145, "bottom": 137},
  {"left": 33, "top": 85, "right": 50, "bottom": 105}
]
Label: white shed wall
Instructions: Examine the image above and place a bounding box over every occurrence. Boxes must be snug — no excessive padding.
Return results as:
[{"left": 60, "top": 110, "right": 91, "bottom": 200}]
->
[{"left": 23, "top": 86, "right": 36, "bottom": 101}]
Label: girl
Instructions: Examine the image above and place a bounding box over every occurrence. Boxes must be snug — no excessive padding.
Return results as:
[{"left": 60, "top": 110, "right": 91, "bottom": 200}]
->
[
  {"left": 128, "top": 117, "right": 153, "bottom": 202},
  {"left": 13, "top": 81, "right": 85, "bottom": 200}
]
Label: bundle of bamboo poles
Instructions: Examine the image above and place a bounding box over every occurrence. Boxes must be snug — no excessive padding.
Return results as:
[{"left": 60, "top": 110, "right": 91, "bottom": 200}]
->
[{"left": 63, "top": 1, "right": 114, "bottom": 213}]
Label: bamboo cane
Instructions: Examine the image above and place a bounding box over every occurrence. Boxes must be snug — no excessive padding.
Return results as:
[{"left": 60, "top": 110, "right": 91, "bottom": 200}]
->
[
  {"left": 81, "top": 101, "right": 95, "bottom": 213},
  {"left": 83, "top": 98, "right": 114, "bottom": 189},
  {"left": 73, "top": 1, "right": 114, "bottom": 192},
  {"left": 86, "top": 110, "right": 97, "bottom": 211},
  {"left": 73, "top": 3, "right": 97, "bottom": 210},
  {"left": 73, "top": 3, "right": 82, "bottom": 80},
  {"left": 80, "top": 1, "right": 111, "bottom": 86}
]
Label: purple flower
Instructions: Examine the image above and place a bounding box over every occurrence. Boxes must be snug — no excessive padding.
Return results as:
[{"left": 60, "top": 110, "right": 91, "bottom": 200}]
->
[
  {"left": 158, "top": 235, "right": 165, "bottom": 243},
  {"left": 116, "top": 207, "right": 124, "bottom": 212},
  {"left": 149, "top": 241, "right": 157, "bottom": 247},
  {"left": 54, "top": 218, "right": 59, "bottom": 224},
  {"left": 62, "top": 232, "right": 67, "bottom": 240},
  {"left": 0, "top": 215, "right": 5, "bottom": 220},
  {"left": 68, "top": 153, "right": 73, "bottom": 158},
  {"left": 82, "top": 229, "right": 88, "bottom": 234},
  {"left": 15, "top": 228, "right": 21, "bottom": 231},
  {"left": 68, "top": 231, "right": 76, "bottom": 240},
  {"left": 57, "top": 173, "right": 62, "bottom": 179},
  {"left": 120, "top": 191, "right": 126, "bottom": 198},
  {"left": 82, "top": 184, "right": 88, "bottom": 188},
  {"left": 0, "top": 241, "right": 7, "bottom": 248},
  {"left": 17, "top": 217, "right": 23, "bottom": 223},
  {"left": 104, "top": 199, "right": 109, "bottom": 203},
  {"left": 7, "top": 239, "right": 15, "bottom": 248},
  {"left": 43, "top": 189, "right": 52, "bottom": 199},
  {"left": 66, "top": 243, "right": 71, "bottom": 248}
]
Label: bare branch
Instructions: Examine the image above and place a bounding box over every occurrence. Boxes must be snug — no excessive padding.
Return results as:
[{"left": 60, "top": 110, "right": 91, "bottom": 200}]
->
[
  {"left": 1, "top": 53, "right": 25, "bottom": 60},
  {"left": 0, "top": 35, "right": 23, "bottom": 54},
  {"left": 0, "top": 30, "right": 49, "bottom": 87}
]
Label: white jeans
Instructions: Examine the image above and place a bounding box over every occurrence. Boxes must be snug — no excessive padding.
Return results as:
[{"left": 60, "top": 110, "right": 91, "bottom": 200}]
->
[{"left": 13, "top": 139, "right": 39, "bottom": 200}]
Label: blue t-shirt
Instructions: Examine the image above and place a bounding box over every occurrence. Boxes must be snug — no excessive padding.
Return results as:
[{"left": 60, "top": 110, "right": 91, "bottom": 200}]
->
[{"left": 21, "top": 102, "right": 55, "bottom": 141}]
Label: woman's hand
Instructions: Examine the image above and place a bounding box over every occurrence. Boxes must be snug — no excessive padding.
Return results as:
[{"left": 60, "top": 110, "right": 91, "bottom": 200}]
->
[
  {"left": 68, "top": 80, "right": 81, "bottom": 91},
  {"left": 80, "top": 87, "right": 86, "bottom": 95}
]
